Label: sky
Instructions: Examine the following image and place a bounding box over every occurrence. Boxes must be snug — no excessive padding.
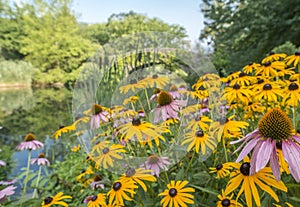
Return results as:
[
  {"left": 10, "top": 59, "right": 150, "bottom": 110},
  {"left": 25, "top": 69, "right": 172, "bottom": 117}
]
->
[{"left": 72, "top": 0, "right": 204, "bottom": 44}]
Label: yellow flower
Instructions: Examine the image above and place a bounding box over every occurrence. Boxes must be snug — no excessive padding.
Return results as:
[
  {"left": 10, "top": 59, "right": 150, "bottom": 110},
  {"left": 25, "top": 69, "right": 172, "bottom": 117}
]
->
[
  {"left": 255, "top": 61, "right": 286, "bottom": 78},
  {"left": 273, "top": 202, "right": 294, "bottom": 207},
  {"left": 242, "top": 62, "right": 260, "bottom": 74},
  {"left": 217, "top": 189, "right": 243, "bottom": 207},
  {"left": 254, "top": 81, "right": 282, "bottom": 103},
  {"left": 123, "top": 96, "right": 139, "bottom": 105},
  {"left": 54, "top": 125, "right": 76, "bottom": 140},
  {"left": 71, "top": 144, "right": 81, "bottom": 152},
  {"left": 93, "top": 144, "right": 125, "bottom": 169},
  {"left": 119, "top": 79, "right": 146, "bottom": 94},
  {"left": 225, "top": 157, "right": 287, "bottom": 207},
  {"left": 107, "top": 179, "right": 138, "bottom": 206},
  {"left": 120, "top": 168, "right": 156, "bottom": 191},
  {"left": 222, "top": 83, "right": 253, "bottom": 105},
  {"left": 262, "top": 52, "right": 287, "bottom": 63},
  {"left": 285, "top": 52, "right": 300, "bottom": 67},
  {"left": 158, "top": 180, "right": 195, "bottom": 207},
  {"left": 209, "top": 162, "right": 239, "bottom": 179},
  {"left": 42, "top": 192, "right": 72, "bottom": 207},
  {"left": 76, "top": 166, "right": 94, "bottom": 182},
  {"left": 185, "top": 115, "right": 212, "bottom": 131},
  {"left": 138, "top": 74, "right": 170, "bottom": 88},
  {"left": 182, "top": 129, "right": 217, "bottom": 154},
  {"left": 139, "top": 125, "right": 170, "bottom": 148},
  {"left": 87, "top": 193, "right": 106, "bottom": 207},
  {"left": 229, "top": 71, "right": 256, "bottom": 86},
  {"left": 282, "top": 81, "right": 300, "bottom": 106}
]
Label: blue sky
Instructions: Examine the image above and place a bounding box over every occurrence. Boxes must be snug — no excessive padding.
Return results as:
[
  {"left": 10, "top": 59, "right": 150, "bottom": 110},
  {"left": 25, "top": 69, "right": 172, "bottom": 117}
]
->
[{"left": 72, "top": 0, "right": 204, "bottom": 43}]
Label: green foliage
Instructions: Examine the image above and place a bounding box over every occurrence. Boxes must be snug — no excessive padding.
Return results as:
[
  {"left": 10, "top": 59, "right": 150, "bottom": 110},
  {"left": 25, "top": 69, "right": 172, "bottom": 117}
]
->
[
  {"left": 201, "top": 0, "right": 300, "bottom": 71},
  {"left": 271, "top": 41, "right": 299, "bottom": 55},
  {"left": 0, "top": 60, "right": 35, "bottom": 84}
]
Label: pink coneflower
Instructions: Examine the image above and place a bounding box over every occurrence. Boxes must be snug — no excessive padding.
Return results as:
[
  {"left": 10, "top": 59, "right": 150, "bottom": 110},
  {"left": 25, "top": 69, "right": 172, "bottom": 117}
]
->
[
  {"left": 143, "top": 155, "right": 171, "bottom": 177},
  {"left": 0, "top": 185, "right": 16, "bottom": 201},
  {"left": 90, "top": 104, "right": 110, "bottom": 129},
  {"left": 153, "top": 91, "right": 186, "bottom": 122},
  {"left": 0, "top": 160, "right": 6, "bottom": 167},
  {"left": 16, "top": 133, "right": 43, "bottom": 151},
  {"left": 31, "top": 153, "right": 50, "bottom": 166},
  {"left": 169, "top": 85, "right": 181, "bottom": 99},
  {"left": 90, "top": 175, "right": 105, "bottom": 190},
  {"left": 231, "top": 108, "right": 300, "bottom": 182},
  {"left": 0, "top": 180, "right": 17, "bottom": 186}
]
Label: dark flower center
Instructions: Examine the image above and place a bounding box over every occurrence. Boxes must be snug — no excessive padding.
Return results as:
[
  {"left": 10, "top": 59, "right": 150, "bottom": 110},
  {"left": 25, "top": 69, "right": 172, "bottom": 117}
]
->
[
  {"left": 269, "top": 52, "right": 275, "bottom": 55},
  {"left": 233, "top": 84, "right": 240, "bottom": 90},
  {"left": 91, "top": 104, "right": 103, "bottom": 115},
  {"left": 170, "top": 85, "right": 178, "bottom": 91},
  {"left": 94, "top": 175, "right": 103, "bottom": 181},
  {"left": 258, "top": 108, "right": 292, "bottom": 141},
  {"left": 113, "top": 182, "right": 122, "bottom": 191},
  {"left": 264, "top": 61, "right": 271, "bottom": 67},
  {"left": 148, "top": 155, "right": 160, "bottom": 165},
  {"left": 288, "top": 83, "right": 299, "bottom": 91},
  {"left": 130, "top": 79, "right": 137, "bottom": 84},
  {"left": 257, "top": 79, "right": 264, "bottom": 84},
  {"left": 152, "top": 74, "right": 158, "bottom": 79},
  {"left": 295, "top": 52, "right": 300, "bottom": 56},
  {"left": 195, "top": 130, "right": 204, "bottom": 137},
  {"left": 195, "top": 116, "right": 201, "bottom": 121},
  {"left": 38, "top": 153, "right": 46, "bottom": 158},
  {"left": 219, "top": 117, "right": 228, "bottom": 125},
  {"left": 216, "top": 164, "right": 223, "bottom": 170},
  {"left": 132, "top": 118, "right": 141, "bottom": 126},
  {"left": 102, "top": 147, "right": 109, "bottom": 154},
  {"left": 44, "top": 197, "right": 53, "bottom": 205},
  {"left": 239, "top": 72, "right": 246, "bottom": 77},
  {"left": 153, "top": 88, "right": 161, "bottom": 94},
  {"left": 91, "top": 195, "right": 97, "bottom": 201},
  {"left": 248, "top": 102, "right": 253, "bottom": 106},
  {"left": 221, "top": 198, "right": 231, "bottom": 206},
  {"left": 158, "top": 91, "right": 173, "bottom": 106},
  {"left": 125, "top": 168, "right": 136, "bottom": 177},
  {"left": 59, "top": 125, "right": 65, "bottom": 129},
  {"left": 263, "top": 84, "right": 272, "bottom": 90},
  {"left": 240, "top": 162, "right": 250, "bottom": 176},
  {"left": 24, "top": 133, "right": 36, "bottom": 142},
  {"left": 168, "top": 188, "right": 177, "bottom": 197},
  {"left": 276, "top": 141, "right": 282, "bottom": 150},
  {"left": 248, "top": 62, "right": 253, "bottom": 66}
]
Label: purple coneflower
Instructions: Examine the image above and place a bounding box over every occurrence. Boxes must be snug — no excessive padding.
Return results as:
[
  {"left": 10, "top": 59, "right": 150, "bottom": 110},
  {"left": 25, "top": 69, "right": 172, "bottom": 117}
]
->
[
  {"left": 231, "top": 108, "right": 300, "bottom": 182},
  {"left": 143, "top": 155, "right": 171, "bottom": 177},
  {"left": 0, "top": 180, "right": 17, "bottom": 186},
  {"left": 90, "top": 175, "right": 105, "bottom": 190},
  {"left": 0, "top": 160, "right": 6, "bottom": 167},
  {"left": 0, "top": 185, "right": 16, "bottom": 202},
  {"left": 16, "top": 133, "right": 43, "bottom": 151},
  {"left": 169, "top": 85, "right": 181, "bottom": 99},
  {"left": 90, "top": 104, "right": 110, "bottom": 129},
  {"left": 31, "top": 153, "right": 50, "bottom": 166},
  {"left": 153, "top": 91, "right": 186, "bottom": 122}
]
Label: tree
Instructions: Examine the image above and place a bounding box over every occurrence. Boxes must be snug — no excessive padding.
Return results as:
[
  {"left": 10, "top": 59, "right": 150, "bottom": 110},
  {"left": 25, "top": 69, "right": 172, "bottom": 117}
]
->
[{"left": 200, "top": 0, "right": 300, "bottom": 71}]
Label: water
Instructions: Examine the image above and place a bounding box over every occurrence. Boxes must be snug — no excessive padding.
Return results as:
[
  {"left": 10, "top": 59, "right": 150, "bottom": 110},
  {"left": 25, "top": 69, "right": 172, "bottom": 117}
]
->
[{"left": 0, "top": 87, "right": 74, "bottom": 197}]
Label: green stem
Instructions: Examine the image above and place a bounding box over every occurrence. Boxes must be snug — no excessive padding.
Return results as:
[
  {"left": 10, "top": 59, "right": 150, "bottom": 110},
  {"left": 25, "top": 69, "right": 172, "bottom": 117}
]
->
[
  {"left": 293, "top": 106, "right": 297, "bottom": 132},
  {"left": 144, "top": 89, "right": 151, "bottom": 111},
  {"left": 32, "top": 165, "right": 42, "bottom": 198},
  {"left": 222, "top": 136, "right": 228, "bottom": 162},
  {"left": 20, "top": 150, "right": 32, "bottom": 204},
  {"left": 184, "top": 151, "right": 196, "bottom": 178}
]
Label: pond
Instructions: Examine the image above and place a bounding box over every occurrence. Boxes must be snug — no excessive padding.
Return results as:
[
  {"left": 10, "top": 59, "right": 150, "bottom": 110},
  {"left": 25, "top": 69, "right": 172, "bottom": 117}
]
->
[{"left": 0, "top": 87, "right": 74, "bottom": 197}]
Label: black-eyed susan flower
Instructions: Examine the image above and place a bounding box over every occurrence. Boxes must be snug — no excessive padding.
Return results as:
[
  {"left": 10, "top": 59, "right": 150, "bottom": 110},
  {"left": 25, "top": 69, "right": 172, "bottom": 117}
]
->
[
  {"left": 118, "top": 117, "right": 159, "bottom": 142},
  {"left": 255, "top": 61, "right": 286, "bottom": 78},
  {"left": 123, "top": 96, "right": 139, "bottom": 106},
  {"left": 153, "top": 91, "right": 186, "bottom": 122},
  {"left": 254, "top": 81, "right": 282, "bottom": 103},
  {"left": 76, "top": 166, "right": 94, "bottom": 182},
  {"left": 243, "top": 102, "right": 265, "bottom": 114},
  {"left": 262, "top": 52, "right": 287, "bottom": 63},
  {"left": 210, "top": 115, "right": 249, "bottom": 142},
  {"left": 16, "top": 133, "right": 44, "bottom": 151},
  {"left": 209, "top": 162, "right": 238, "bottom": 179},
  {"left": 282, "top": 81, "right": 300, "bottom": 106},
  {"left": 225, "top": 157, "right": 287, "bottom": 207},
  {"left": 138, "top": 74, "right": 169, "bottom": 88},
  {"left": 216, "top": 189, "right": 242, "bottom": 207},
  {"left": 273, "top": 202, "right": 294, "bottom": 207},
  {"left": 158, "top": 180, "right": 195, "bottom": 207},
  {"left": 231, "top": 108, "right": 300, "bottom": 182},
  {"left": 285, "top": 51, "right": 300, "bottom": 68},
  {"left": 93, "top": 144, "right": 125, "bottom": 169},
  {"left": 229, "top": 71, "right": 256, "bottom": 86},
  {"left": 222, "top": 83, "right": 253, "bottom": 104},
  {"left": 41, "top": 192, "right": 72, "bottom": 207},
  {"left": 139, "top": 124, "right": 170, "bottom": 148},
  {"left": 71, "top": 144, "right": 81, "bottom": 152},
  {"left": 185, "top": 115, "right": 212, "bottom": 131},
  {"left": 87, "top": 193, "right": 106, "bottom": 207},
  {"left": 119, "top": 79, "right": 146, "bottom": 94},
  {"left": 107, "top": 179, "right": 138, "bottom": 206},
  {"left": 120, "top": 168, "right": 156, "bottom": 191},
  {"left": 242, "top": 62, "right": 260, "bottom": 74},
  {"left": 182, "top": 129, "right": 217, "bottom": 155},
  {"left": 54, "top": 125, "right": 76, "bottom": 140}
]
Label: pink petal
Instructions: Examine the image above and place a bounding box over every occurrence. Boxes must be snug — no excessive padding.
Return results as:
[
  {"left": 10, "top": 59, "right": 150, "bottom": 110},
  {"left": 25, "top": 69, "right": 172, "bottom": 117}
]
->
[
  {"left": 236, "top": 136, "right": 260, "bottom": 162},
  {"left": 269, "top": 141, "right": 281, "bottom": 181},
  {"left": 255, "top": 138, "right": 273, "bottom": 172},
  {"left": 282, "top": 140, "right": 300, "bottom": 182}
]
